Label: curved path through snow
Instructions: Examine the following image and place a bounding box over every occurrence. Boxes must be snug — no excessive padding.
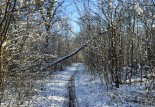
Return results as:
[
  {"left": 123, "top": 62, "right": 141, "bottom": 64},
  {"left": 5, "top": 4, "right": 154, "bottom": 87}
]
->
[
  {"left": 28, "top": 63, "right": 153, "bottom": 107},
  {"left": 31, "top": 63, "right": 80, "bottom": 107}
]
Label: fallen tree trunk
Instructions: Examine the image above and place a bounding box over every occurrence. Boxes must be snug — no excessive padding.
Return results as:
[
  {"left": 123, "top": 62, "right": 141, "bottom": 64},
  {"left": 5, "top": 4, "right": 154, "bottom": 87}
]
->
[{"left": 41, "top": 31, "right": 108, "bottom": 71}]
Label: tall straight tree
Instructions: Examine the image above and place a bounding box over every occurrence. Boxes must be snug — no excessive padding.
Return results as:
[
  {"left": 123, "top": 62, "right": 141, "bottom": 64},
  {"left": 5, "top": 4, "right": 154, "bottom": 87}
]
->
[{"left": 0, "top": 0, "right": 16, "bottom": 100}]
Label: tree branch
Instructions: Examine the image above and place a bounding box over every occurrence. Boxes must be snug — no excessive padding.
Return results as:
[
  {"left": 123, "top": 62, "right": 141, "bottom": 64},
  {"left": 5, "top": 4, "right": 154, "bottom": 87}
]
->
[{"left": 41, "top": 30, "right": 108, "bottom": 71}]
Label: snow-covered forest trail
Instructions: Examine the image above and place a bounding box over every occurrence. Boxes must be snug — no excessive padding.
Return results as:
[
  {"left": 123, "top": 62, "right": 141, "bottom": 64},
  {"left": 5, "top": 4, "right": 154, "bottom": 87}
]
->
[
  {"left": 67, "top": 70, "right": 77, "bottom": 107},
  {"left": 30, "top": 63, "right": 79, "bottom": 107},
  {"left": 29, "top": 63, "right": 155, "bottom": 107}
]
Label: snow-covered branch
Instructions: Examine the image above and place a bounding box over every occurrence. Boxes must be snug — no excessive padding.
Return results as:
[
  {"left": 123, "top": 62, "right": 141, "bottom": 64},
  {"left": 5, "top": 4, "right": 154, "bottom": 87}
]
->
[{"left": 42, "top": 31, "right": 108, "bottom": 71}]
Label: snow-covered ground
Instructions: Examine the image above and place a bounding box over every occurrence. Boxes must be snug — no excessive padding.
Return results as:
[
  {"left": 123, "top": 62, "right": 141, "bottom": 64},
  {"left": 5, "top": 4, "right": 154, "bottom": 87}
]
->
[
  {"left": 2, "top": 63, "right": 155, "bottom": 107},
  {"left": 29, "top": 63, "right": 80, "bottom": 107},
  {"left": 27, "top": 63, "right": 155, "bottom": 106},
  {"left": 75, "top": 63, "right": 155, "bottom": 107}
]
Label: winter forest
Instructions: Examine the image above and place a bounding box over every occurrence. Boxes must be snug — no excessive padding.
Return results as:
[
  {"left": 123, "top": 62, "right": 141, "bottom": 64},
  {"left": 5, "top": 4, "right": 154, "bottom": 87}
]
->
[{"left": 0, "top": 0, "right": 155, "bottom": 107}]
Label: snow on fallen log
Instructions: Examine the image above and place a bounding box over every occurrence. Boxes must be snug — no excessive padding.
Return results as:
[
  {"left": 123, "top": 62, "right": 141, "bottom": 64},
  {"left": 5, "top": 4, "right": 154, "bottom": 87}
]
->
[{"left": 41, "top": 31, "right": 107, "bottom": 71}]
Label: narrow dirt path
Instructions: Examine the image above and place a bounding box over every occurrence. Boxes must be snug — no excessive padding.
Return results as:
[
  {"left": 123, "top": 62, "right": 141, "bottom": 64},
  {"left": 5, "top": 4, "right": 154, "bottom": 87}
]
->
[{"left": 67, "top": 71, "right": 77, "bottom": 107}]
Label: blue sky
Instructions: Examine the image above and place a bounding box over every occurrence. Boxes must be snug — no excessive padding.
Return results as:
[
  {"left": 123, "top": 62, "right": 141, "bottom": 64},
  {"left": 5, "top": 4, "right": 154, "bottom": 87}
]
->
[{"left": 63, "top": 0, "right": 81, "bottom": 33}]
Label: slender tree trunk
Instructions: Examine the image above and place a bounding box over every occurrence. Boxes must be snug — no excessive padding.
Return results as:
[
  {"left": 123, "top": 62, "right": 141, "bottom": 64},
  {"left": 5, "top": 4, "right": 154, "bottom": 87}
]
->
[{"left": 0, "top": 46, "right": 3, "bottom": 101}]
